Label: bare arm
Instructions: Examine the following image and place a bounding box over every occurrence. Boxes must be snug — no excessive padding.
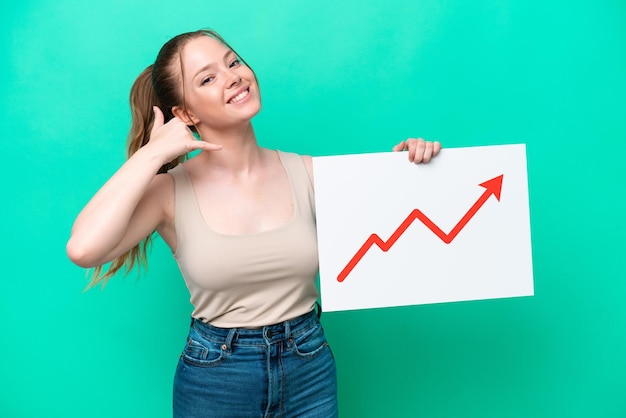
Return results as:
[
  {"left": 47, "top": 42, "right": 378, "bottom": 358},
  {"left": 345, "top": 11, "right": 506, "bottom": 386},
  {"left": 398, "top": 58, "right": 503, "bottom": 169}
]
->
[
  {"left": 66, "top": 148, "right": 170, "bottom": 267},
  {"left": 66, "top": 107, "right": 222, "bottom": 268}
]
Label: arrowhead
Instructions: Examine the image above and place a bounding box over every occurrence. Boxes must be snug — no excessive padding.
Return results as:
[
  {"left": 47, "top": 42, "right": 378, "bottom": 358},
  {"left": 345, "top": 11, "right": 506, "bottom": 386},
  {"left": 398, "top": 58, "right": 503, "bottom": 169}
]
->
[{"left": 479, "top": 175, "right": 504, "bottom": 201}]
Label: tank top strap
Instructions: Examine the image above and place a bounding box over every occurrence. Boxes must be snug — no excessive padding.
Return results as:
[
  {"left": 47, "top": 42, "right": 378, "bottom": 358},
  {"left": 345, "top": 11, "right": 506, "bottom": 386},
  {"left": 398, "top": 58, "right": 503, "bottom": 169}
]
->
[{"left": 276, "top": 151, "right": 316, "bottom": 220}]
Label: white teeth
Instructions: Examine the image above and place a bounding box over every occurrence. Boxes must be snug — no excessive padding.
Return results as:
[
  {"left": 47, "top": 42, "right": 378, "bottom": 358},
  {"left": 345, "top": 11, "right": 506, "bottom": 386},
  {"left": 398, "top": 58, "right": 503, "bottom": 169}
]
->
[{"left": 229, "top": 89, "right": 249, "bottom": 104}]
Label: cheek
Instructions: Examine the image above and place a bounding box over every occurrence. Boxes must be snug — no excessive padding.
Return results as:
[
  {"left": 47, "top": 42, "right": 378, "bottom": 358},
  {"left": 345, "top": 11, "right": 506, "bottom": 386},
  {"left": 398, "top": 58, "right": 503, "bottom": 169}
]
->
[
  {"left": 188, "top": 89, "right": 224, "bottom": 111},
  {"left": 249, "top": 74, "right": 261, "bottom": 99},
  {"left": 243, "top": 67, "right": 258, "bottom": 85}
]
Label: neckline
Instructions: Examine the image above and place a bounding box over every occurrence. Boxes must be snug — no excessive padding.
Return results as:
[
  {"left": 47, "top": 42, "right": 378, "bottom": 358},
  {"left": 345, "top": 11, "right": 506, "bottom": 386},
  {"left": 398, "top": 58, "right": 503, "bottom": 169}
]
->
[{"left": 179, "top": 150, "right": 298, "bottom": 238}]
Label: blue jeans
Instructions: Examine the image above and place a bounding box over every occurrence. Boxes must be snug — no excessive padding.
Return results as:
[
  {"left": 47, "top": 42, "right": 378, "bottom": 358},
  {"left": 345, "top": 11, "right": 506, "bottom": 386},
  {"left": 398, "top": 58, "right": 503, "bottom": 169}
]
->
[{"left": 173, "top": 309, "right": 338, "bottom": 417}]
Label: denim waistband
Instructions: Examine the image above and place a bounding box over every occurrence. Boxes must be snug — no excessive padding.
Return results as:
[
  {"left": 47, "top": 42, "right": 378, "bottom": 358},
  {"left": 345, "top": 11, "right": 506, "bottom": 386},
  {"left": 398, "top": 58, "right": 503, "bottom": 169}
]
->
[{"left": 191, "top": 308, "right": 320, "bottom": 345}]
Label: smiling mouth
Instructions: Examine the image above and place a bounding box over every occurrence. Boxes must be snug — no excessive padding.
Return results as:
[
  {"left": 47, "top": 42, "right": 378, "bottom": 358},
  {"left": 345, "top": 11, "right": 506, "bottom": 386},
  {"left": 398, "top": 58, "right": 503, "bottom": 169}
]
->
[{"left": 228, "top": 88, "right": 250, "bottom": 104}]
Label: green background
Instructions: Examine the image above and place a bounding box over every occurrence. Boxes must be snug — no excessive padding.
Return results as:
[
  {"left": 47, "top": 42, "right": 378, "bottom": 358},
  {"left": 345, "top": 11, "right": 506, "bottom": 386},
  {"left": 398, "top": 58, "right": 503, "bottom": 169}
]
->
[{"left": 2, "top": 0, "right": 625, "bottom": 417}]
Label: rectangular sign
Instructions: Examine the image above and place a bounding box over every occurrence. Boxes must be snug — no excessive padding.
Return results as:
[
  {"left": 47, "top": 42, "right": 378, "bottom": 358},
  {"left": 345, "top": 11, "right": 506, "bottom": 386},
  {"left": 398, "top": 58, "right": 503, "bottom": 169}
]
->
[{"left": 313, "top": 144, "right": 533, "bottom": 312}]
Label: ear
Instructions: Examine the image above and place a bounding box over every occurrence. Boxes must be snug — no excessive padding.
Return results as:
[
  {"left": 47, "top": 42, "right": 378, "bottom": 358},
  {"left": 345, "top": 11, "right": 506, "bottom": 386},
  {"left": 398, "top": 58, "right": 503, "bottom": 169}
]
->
[{"left": 171, "top": 106, "right": 200, "bottom": 126}]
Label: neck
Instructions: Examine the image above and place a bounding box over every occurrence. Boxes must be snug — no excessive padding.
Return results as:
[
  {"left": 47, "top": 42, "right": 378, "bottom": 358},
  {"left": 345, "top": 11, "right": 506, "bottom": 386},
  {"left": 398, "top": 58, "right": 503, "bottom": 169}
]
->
[{"left": 195, "top": 122, "right": 265, "bottom": 173}]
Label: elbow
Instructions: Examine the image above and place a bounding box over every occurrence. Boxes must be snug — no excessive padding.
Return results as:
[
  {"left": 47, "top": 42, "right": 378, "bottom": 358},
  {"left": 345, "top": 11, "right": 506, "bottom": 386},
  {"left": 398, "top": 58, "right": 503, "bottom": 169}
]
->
[{"left": 66, "top": 237, "right": 99, "bottom": 268}]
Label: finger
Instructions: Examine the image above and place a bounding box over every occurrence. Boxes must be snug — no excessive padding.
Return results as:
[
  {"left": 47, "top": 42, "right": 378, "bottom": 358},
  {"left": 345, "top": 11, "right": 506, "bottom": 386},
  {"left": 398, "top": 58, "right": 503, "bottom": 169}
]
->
[
  {"left": 392, "top": 141, "right": 406, "bottom": 152},
  {"left": 151, "top": 106, "right": 165, "bottom": 135},
  {"left": 422, "top": 141, "right": 434, "bottom": 163},
  {"left": 432, "top": 140, "right": 442, "bottom": 156},
  {"left": 411, "top": 138, "right": 426, "bottom": 163},
  {"left": 407, "top": 140, "right": 416, "bottom": 162}
]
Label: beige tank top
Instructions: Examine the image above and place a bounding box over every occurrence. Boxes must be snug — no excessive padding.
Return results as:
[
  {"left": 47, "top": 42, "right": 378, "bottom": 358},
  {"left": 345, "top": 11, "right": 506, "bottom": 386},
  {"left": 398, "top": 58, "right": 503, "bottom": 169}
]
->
[{"left": 168, "top": 151, "right": 319, "bottom": 328}]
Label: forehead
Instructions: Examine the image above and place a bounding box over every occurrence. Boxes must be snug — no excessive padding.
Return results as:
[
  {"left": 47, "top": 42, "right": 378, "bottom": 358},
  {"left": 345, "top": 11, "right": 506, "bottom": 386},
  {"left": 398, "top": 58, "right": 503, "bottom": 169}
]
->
[{"left": 180, "top": 36, "right": 232, "bottom": 71}]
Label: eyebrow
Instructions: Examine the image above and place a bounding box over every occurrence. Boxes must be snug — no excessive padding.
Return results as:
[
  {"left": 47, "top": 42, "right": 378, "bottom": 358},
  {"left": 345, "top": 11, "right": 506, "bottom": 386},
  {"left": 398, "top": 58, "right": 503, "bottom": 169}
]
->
[{"left": 192, "top": 49, "right": 235, "bottom": 80}]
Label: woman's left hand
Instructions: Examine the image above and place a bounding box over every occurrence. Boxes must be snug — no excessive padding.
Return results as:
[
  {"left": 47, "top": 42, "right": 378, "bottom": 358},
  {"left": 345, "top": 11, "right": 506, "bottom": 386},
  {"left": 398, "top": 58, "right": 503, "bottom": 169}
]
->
[{"left": 392, "top": 138, "right": 442, "bottom": 164}]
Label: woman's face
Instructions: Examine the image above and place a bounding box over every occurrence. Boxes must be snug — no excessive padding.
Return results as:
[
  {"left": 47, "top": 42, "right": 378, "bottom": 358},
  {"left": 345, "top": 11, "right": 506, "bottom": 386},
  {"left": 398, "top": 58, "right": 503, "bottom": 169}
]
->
[{"left": 177, "top": 35, "right": 260, "bottom": 131}]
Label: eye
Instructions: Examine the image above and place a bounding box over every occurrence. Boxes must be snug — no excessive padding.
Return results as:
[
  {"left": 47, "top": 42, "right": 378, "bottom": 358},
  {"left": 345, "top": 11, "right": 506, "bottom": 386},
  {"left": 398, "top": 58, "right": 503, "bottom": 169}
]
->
[
  {"left": 229, "top": 58, "right": 241, "bottom": 68},
  {"left": 201, "top": 76, "right": 215, "bottom": 85}
]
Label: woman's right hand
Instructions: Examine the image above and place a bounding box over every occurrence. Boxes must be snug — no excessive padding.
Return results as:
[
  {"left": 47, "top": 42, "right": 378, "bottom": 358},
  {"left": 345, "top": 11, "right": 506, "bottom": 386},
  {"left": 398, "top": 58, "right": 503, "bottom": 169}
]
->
[
  {"left": 147, "top": 106, "right": 222, "bottom": 163},
  {"left": 66, "top": 106, "right": 222, "bottom": 268}
]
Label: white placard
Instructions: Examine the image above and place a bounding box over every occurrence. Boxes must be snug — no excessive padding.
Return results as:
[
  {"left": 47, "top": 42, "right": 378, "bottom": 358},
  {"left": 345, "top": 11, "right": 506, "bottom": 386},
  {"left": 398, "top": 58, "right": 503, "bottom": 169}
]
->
[{"left": 313, "top": 144, "right": 533, "bottom": 312}]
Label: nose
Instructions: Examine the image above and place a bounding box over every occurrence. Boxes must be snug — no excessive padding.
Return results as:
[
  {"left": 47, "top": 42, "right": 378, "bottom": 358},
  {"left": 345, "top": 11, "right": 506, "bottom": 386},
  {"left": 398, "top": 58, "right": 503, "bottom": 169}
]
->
[{"left": 227, "top": 71, "right": 242, "bottom": 88}]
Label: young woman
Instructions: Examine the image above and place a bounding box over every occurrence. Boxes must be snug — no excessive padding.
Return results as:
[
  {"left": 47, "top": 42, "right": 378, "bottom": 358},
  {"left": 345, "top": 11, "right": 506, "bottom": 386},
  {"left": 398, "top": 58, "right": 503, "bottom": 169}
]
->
[{"left": 66, "top": 29, "right": 441, "bottom": 417}]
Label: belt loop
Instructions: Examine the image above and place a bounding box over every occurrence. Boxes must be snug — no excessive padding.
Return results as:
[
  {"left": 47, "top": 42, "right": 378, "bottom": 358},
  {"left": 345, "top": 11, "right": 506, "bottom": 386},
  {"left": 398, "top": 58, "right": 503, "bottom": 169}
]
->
[
  {"left": 285, "top": 319, "right": 292, "bottom": 340},
  {"left": 315, "top": 301, "right": 322, "bottom": 319},
  {"left": 225, "top": 328, "right": 236, "bottom": 352}
]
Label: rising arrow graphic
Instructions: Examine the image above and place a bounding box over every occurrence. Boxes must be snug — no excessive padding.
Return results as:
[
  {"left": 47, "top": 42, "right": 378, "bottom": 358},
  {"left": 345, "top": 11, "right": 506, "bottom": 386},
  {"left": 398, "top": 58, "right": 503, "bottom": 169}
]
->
[{"left": 337, "top": 174, "right": 504, "bottom": 283}]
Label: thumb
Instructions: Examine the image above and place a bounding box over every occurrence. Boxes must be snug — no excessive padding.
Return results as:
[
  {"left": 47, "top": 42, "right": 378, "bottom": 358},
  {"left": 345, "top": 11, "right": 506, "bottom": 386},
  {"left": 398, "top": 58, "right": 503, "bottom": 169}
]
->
[
  {"left": 392, "top": 140, "right": 406, "bottom": 152},
  {"left": 151, "top": 106, "right": 165, "bottom": 135}
]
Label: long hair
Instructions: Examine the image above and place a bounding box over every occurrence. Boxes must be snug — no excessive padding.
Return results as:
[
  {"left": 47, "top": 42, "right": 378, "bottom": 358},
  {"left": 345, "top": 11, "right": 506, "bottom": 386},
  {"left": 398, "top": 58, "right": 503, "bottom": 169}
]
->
[{"left": 88, "top": 29, "right": 251, "bottom": 288}]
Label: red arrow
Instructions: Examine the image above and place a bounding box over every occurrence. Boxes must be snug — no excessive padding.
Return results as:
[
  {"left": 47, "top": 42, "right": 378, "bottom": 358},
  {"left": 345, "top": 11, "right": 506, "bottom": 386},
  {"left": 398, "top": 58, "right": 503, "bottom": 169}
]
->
[{"left": 336, "top": 174, "right": 504, "bottom": 283}]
